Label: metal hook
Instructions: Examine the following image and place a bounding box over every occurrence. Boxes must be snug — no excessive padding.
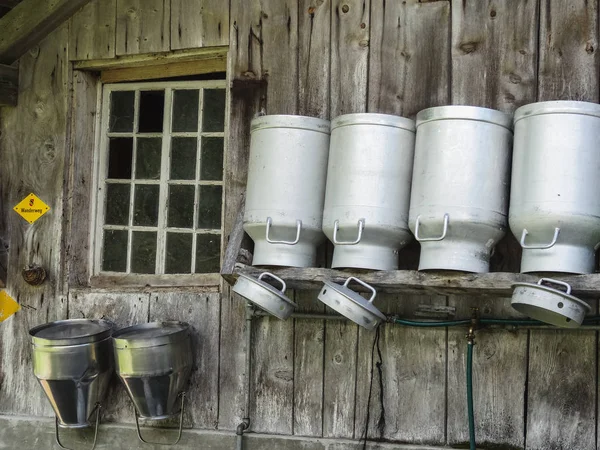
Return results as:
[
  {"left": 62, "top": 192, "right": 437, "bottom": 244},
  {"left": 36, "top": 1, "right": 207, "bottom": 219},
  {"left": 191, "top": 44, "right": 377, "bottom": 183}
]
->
[
  {"left": 55, "top": 403, "right": 101, "bottom": 450},
  {"left": 414, "top": 214, "right": 449, "bottom": 242},
  {"left": 134, "top": 392, "right": 186, "bottom": 446}
]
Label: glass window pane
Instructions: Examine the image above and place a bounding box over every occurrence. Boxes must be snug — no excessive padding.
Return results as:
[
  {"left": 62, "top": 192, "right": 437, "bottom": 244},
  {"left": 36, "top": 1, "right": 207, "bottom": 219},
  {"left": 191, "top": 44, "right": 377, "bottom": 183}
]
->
[
  {"left": 200, "top": 137, "right": 224, "bottom": 181},
  {"left": 202, "top": 89, "right": 226, "bottom": 132},
  {"left": 102, "top": 230, "right": 128, "bottom": 272},
  {"left": 108, "top": 138, "right": 133, "bottom": 179},
  {"left": 165, "top": 232, "right": 192, "bottom": 273},
  {"left": 172, "top": 90, "right": 199, "bottom": 132},
  {"left": 195, "top": 234, "right": 221, "bottom": 273},
  {"left": 105, "top": 184, "right": 130, "bottom": 225},
  {"left": 197, "top": 185, "right": 222, "bottom": 229},
  {"left": 139, "top": 90, "right": 165, "bottom": 133},
  {"left": 133, "top": 184, "right": 159, "bottom": 226},
  {"left": 168, "top": 185, "right": 194, "bottom": 228},
  {"left": 136, "top": 138, "right": 162, "bottom": 179},
  {"left": 131, "top": 231, "right": 157, "bottom": 274},
  {"left": 109, "top": 91, "right": 135, "bottom": 132},
  {"left": 170, "top": 138, "right": 197, "bottom": 180}
]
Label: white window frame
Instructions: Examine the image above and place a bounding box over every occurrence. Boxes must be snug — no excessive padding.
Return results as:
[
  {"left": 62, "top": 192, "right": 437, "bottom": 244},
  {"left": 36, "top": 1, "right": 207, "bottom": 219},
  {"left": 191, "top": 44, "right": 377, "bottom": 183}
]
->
[{"left": 90, "top": 80, "right": 228, "bottom": 288}]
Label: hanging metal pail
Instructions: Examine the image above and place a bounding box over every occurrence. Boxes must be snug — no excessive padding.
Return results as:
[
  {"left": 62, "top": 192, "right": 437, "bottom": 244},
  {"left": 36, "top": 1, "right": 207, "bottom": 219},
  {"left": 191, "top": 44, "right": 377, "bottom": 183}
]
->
[{"left": 30, "top": 319, "right": 113, "bottom": 429}]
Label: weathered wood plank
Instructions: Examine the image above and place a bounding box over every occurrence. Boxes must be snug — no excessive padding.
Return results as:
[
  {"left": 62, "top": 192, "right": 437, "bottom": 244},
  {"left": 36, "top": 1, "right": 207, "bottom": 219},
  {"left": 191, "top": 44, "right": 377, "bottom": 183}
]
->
[
  {"left": 0, "top": 0, "right": 92, "bottom": 64},
  {"left": 100, "top": 57, "right": 226, "bottom": 83},
  {"left": 67, "top": 291, "right": 150, "bottom": 423},
  {"left": 171, "top": 0, "right": 229, "bottom": 50},
  {"left": 368, "top": 0, "right": 450, "bottom": 118},
  {"left": 0, "top": 63, "right": 17, "bottom": 106},
  {"left": 69, "top": 0, "right": 116, "bottom": 61},
  {"left": 355, "top": 295, "right": 446, "bottom": 444},
  {"left": 451, "top": 0, "right": 538, "bottom": 113},
  {"left": 115, "top": 0, "right": 170, "bottom": 56},
  {"left": 0, "top": 24, "right": 70, "bottom": 417},
  {"left": 149, "top": 293, "right": 220, "bottom": 429}
]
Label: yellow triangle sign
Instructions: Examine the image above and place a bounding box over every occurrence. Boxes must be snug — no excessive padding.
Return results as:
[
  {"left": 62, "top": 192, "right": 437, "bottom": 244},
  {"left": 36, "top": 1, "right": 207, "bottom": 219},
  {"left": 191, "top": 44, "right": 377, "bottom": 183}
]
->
[
  {"left": 0, "top": 290, "right": 20, "bottom": 322},
  {"left": 13, "top": 193, "right": 50, "bottom": 224}
]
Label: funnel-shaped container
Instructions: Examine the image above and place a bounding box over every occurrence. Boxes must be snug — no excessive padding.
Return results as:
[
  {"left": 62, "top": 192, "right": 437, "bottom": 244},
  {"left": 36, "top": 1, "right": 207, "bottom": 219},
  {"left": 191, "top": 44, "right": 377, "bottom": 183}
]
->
[
  {"left": 113, "top": 322, "right": 192, "bottom": 420},
  {"left": 29, "top": 319, "right": 114, "bottom": 428}
]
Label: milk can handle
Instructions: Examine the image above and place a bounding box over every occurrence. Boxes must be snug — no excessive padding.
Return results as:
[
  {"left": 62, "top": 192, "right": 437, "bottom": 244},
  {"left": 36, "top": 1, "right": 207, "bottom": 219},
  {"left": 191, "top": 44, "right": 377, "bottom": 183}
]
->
[
  {"left": 55, "top": 403, "right": 101, "bottom": 450},
  {"left": 519, "top": 227, "right": 560, "bottom": 250},
  {"left": 265, "top": 217, "right": 302, "bottom": 245},
  {"left": 414, "top": 214, "right": 449, "bottom": 242},
  {"left": 134, "top": 392, "right": 186, "bottom": 446},
  {"left": 537, "top": 278, "right": 572, "bottom": 295},
  {"left": 258, "top": 272, "right": 287, "bottom": 294},
  {"left": 343, "top": 276, "right": 377, "bottom": 303},
  {"left": 333, "top": 219, "right": 365, "bottom": 245}
]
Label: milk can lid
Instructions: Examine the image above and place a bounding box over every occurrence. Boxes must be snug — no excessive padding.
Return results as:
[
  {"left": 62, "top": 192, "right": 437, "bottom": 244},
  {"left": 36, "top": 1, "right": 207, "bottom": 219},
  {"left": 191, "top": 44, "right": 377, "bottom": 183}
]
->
[
  {"left": 514, "top": 101, "right": 600, "bottom": 124},
  {"left": 331, "top": 113, "right": 416, "bottom": 132},
  {"left": 416, "top": 105, "right": 513, "bottom": 130},
  {"left": 250, "top": 114, "right": 331, "bottom": 134},
  {"left": 112, "top": 321, "right": 190, "bottom": 349},
  {"left": 30, "top": 319, "right": 114, "bottom": 346}
]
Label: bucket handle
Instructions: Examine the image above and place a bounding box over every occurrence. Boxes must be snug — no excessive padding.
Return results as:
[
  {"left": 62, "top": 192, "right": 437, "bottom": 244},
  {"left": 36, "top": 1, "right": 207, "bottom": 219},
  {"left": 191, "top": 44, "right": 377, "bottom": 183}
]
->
[
  {"left": 343, "top": 277, "right": 377, "bottom": 303},
  {"left": 266, "top": 217, "right": 302, "bottom": 245},
  {"left": 258, "top": 272, "right": 287, "bottom": 294},
  {"left": 333, "top": 219, "right": 365, "bottom": 245},
  {"left": 520, "top": 227, "right": 560, "bottom": 250},
  {"left": 538, "top": 278, "right": 572, "bottom": 295},
  {"left": 414, "top": 214, "right": 449, "bottom": 242},
  {"left": 55, "top": 403, "right": 101, "bottom": 450},
  {"left": 134, "top": 392, "right": 186, "bottom": 446}
]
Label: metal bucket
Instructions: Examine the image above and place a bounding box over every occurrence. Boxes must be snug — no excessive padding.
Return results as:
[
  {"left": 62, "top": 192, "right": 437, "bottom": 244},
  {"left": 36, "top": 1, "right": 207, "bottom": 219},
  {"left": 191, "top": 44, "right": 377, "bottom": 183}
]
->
[
  {"left": 510, "top": 101, "right": 600, "bottom": 274},
  {"left": 322, "top": 113, "right": 415, "bottom": 270},
  {"left": 244, "top": 115, "right": 330, "bottom": 267},
  {"left": 409, "top": 106, "right": 512, "bottom": 272},
  {"left": 30, "top": 319, "right": 114, "bottom": 429}
]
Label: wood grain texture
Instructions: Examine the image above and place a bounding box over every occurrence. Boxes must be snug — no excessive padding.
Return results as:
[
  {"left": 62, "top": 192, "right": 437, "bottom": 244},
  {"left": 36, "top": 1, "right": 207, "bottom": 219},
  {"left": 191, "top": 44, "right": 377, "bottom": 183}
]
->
[
  {"left": 0, "top": 24, "right": 70, "bottom": 417},
  {"left": 447, "top": 297, "right": 527, "bottom": 448},
  {"left": 69, "top": 0, "right": 116, "bottom": 61},
  {"left": 354, "top": 295, "right": 446, "bottom": 444},
  {"left": 538, "top": 0, "right": 599, "bottom": 101},
  {"left": 368, "top": 0, "right": 450, "bottom": 118},
  {"left": 100, "top": 57, "right": 227, "bottom": 83},
  {"left": 229, "top": 0, "right": 263, "bottom": 80},
  {"left": 116, "top": 0, "right": 169, "bottom": 56},
  {"left": 171, "top": 0, "right": 229, "bottom": 50},
  {"left": 67, "top": 291, "right": 150, "bottom": 423},
  {"left": 451, "top": 0, "right": 538, "bottom": 112},
  {"left": 0, "top": 63, "right": 17, "bottom": 106},
  {"left": 150, "top": 293, "right": 220, "bottom": 429}
]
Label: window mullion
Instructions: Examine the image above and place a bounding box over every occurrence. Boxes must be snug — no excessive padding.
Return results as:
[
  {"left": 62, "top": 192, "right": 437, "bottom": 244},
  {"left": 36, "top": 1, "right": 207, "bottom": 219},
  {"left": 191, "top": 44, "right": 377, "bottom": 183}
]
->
[
  {"left": 190, "top": 88, "right": 204, "bottom": 274},
  {"left": 126, "top": 90, "right": 141, "bottom": 274},
  {"left": 156, "top": 88, "right": 173, "bottom": 275}
]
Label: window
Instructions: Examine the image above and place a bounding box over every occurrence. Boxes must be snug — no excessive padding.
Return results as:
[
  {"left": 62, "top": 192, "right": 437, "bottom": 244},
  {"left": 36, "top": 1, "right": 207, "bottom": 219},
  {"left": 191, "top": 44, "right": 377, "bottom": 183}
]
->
[{"left": 93, "top": 81, "right": 227, "bottom": 277}]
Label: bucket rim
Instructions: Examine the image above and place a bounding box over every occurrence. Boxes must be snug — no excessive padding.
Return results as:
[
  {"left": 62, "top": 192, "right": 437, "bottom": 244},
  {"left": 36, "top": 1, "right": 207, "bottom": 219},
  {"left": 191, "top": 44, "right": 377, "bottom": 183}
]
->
[
  {"left": 416, "top": 105, "right": 513, "bottom": 130},
  {"left": 29, "top": 319, "right": 114, "bottom": 346},
  {"left": 112, "top": 321, "right": 190, "bottom": 349},
  {"left": 514, "top": 100, "right": 600, "bottom": 124},
  {"left": 250, "top": 114, "right": 331, "bottom": 134},
  {"left": 331, "top": 113, "right": 416, "bottom": 132}
]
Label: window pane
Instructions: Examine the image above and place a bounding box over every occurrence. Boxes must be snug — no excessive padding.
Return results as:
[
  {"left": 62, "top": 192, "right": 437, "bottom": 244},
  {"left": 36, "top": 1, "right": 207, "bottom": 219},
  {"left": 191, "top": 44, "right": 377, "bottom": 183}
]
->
[
  {"left": 133, "top": 184, "right": 159, "bottom": 226},
  {"left": 105, "top": 184, "right": 130, "bottom": 225},
  {"left": 109, "top": 91, "right": 135, "bottom": 132},
  {"left": 136, "top": 138, "right": 162, "bottom": 179},
  {"left": 131, "top": 231, "right": 157, "bottom": 273},
  {"left": 172, "top": 90, "right": 199, "bottom": 132},
  {"left": 108, "top": 138, "right": 133, "bottom": 179},
  {"left": 200, "top": 137, "right": 224, "bottom": 181},
  {"left": 170, "top": 138, "right": 197, "bottom": 180},
  {"left": 139, "top": 90, "right": 165, "bottom": 133},
  {"left": 168, "top": 185, "right": 194, "bottom": 228},
  {"left": 165, "top": 232, "right": 192, "bottom": 273},
  {"left": 195, "top": 234, "right": 221, "bottom": 273},
  {"left": 202, "top": 89, "right": 226, "bottom": 132},
  {"left": 197, "top": 185, "right": 222, "bottom": 229},
  {"left": 102, "top": 230, "right": 128, "bottom": 272}
]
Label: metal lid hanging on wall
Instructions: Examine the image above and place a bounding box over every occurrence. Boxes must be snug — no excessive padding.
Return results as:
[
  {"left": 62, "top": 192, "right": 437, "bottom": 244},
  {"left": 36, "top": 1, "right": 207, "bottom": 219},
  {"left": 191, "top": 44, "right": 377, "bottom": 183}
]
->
[
  {"left": 233, "top": 272, "right": 297, "bottom": 320},
  {"left": 317, "top": 277, "right": 385, "bottom": 330},
  {"left": 511, "top": 278, "right": 591, "bottom": 328}
]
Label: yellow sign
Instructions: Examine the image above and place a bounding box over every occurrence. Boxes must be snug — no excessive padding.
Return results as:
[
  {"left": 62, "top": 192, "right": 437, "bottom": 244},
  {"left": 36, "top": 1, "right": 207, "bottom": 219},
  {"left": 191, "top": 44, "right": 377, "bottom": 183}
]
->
[
  {"left": 13, "top": 193, "right": 50, "bottom": 224},
  {"left": 0, "top": 291, "right": 20, "bottom": 322}
]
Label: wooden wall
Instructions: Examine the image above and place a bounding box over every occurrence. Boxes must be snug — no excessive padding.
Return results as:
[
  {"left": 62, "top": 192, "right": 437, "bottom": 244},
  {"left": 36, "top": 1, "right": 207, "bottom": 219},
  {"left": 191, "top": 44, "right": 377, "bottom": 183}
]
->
[{"left": 0, "top": 1, "right": 599, "bottom": 449}]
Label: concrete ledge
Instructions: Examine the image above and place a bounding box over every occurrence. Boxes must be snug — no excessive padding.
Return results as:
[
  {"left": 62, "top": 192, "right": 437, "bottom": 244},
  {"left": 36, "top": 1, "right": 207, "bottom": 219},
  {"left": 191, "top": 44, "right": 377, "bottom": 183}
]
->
[{"left": 0, "top": 415, "right": 458, "bottom": 449}]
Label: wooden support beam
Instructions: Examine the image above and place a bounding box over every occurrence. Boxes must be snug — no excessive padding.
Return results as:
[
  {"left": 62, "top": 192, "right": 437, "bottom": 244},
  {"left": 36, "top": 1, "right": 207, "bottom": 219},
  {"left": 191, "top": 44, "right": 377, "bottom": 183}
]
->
[
  {"left": 0, "top": 64, "right": 17, "bottom": 106},
  {"left": 0, "top": 0, "right": 92, "bottom": 64}
]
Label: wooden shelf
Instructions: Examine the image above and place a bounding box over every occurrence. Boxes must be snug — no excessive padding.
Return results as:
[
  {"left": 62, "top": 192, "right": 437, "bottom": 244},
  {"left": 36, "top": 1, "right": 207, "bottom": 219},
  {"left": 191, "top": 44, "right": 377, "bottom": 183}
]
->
[{"left": 224, "top": 263, "right": 600, "bottom": 298}]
